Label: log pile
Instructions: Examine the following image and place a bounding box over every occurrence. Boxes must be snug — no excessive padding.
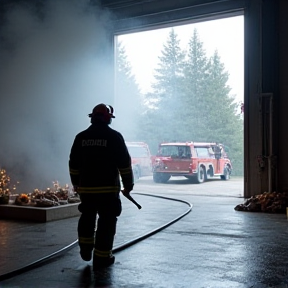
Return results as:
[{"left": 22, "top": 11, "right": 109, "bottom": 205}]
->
[
  {"left": 0, "top": 166, "right": 80, "bottom": 207},
  {"left": 234, "top": 191, "right": 288, "bottom": 213},
  {"left": 14, "top": 182, "right": 80, "bottom": 207}
]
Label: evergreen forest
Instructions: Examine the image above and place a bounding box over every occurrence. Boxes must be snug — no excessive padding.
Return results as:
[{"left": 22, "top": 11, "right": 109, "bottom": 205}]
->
[{"left": 114, "top": 28, "right": 244, "bottom": 176}]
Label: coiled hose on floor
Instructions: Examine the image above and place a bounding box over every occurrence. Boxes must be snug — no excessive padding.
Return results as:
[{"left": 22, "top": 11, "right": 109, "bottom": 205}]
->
[{"left": 0, "top": 193, "right": 192, "bottom": 281}]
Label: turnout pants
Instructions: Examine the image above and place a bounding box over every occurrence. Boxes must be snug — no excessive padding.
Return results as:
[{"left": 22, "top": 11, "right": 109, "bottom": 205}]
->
[{"left": 78, "top": 192, "right": 122, "bottom": 258}]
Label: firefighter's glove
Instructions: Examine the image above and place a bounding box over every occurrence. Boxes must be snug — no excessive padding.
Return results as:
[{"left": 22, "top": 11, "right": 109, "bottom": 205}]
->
[{"left": 122, "top": 184, "right": 134, "bottom": 195}]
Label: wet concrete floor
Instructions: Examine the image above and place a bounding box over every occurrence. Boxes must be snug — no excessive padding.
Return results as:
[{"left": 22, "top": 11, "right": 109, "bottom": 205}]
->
[{"left": 1, "top": 177, "right": 288, "bottom": 287}]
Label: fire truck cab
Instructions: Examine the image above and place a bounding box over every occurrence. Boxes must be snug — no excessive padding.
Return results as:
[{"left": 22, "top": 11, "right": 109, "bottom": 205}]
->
[
  {"left": 152, "top": 142, "right": 232, "bottom": 184},
  {"left": 126, "top": 142, "right": 152, "bottom": 180}
]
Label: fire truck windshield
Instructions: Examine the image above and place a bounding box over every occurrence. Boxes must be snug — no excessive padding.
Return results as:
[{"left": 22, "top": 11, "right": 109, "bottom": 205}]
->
[{"left": 158, "top": 145, "right": 190, "bottom": 158}]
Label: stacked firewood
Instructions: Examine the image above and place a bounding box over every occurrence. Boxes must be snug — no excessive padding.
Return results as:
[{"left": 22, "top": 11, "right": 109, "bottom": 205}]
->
[
  {"left": 234, "top": 191, "right": 288, "bottom": 213},
  {"left": 14, "top": 181, "right": 80, "bottom": 207},
  {"left": 0, "top": 166, "right": 80, "bottom": 207}
]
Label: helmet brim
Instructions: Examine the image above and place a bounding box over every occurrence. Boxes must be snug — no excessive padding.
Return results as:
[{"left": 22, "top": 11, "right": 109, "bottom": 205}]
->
[{"left": 88, "top": 113, "right": 115, "bottom": 118}]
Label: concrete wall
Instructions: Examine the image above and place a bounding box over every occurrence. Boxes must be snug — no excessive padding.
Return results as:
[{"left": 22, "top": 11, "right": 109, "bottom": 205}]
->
[
  {"left": 244, "top": 0, "right": 280, "bottom": 197},
  {"left": 278, "top": 0, "right": 288, "bottom": 192}
]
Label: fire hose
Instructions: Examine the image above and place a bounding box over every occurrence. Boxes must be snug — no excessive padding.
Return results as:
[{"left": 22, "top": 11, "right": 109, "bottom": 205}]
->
[
  {"left": 121, "top": 190, "right": 142, "bottom": 209},
  {"left": 0, "top": 193, "right": 192, "bottom": 281}
]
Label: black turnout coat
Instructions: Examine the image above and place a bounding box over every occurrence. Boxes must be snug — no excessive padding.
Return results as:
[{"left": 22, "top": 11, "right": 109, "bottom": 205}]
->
[{"left": 69, "top": 122, "right": 134, "bottom": 194}]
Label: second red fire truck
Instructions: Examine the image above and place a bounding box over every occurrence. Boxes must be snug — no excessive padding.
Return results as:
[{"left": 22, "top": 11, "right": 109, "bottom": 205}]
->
[{"left": 152, "top": 142, "right": 232, "bottom": 184}]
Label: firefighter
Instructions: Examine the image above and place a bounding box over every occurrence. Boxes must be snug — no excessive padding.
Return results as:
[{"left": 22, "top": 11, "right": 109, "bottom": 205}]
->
[{"left": 69, "top": 103, "right": 134, "bottom": 269}]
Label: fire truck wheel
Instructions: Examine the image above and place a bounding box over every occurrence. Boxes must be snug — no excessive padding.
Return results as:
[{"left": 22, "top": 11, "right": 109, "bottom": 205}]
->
[
  {"left": 220, "top": 167, "right": 230, "bottom": 180},
  {"left": 133, "top": 166, "right": 140, "bottom": 181},
  {"left": 196, "top": 166, "right": 206, "bottom": 184},
  {"left": 160, "top": 173, "right": 171, "bottom": 183},
  {"left": 153, "top": 172, "right": 162, "bottom": 183},
  {"left": 153, "top": 172, "right": 170, "bottom": 183}
]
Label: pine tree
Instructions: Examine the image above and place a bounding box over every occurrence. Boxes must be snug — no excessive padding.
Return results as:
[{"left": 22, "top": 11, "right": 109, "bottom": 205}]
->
[
  {"left": 180, "top": 28, "right": 210, "bottom": 140},
  {"left": 182, "top": 29, "right": 243, "bottom": 174},
  {"left": 141, "top": 28, "right": 186, "bottom": 144},
  {"left": 205, "top": 50, "right": 244, "bottom": 174},
  {"left": 114, "top": 40, "right": 142, "bottom": 140}
]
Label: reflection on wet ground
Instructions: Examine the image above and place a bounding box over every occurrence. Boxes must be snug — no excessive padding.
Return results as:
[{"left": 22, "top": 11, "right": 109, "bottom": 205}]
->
[{"left": 2, "top": 177, "right": 288, "bottom": 287}]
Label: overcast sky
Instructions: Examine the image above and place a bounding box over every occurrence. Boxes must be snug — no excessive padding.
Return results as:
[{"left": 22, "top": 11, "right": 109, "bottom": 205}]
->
[{"left": 117, "top": 15, "right": 244, "bottom": 103}]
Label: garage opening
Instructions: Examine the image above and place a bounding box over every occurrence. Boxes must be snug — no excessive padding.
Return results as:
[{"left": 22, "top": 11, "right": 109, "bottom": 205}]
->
[{"left": 114, "top": 15, "right": 244, "bottom": 197}]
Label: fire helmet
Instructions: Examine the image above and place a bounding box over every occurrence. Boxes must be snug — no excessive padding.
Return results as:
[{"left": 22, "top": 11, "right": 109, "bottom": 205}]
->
[{"left": 88, "top": 103, "right": 115, "bottom": 123}]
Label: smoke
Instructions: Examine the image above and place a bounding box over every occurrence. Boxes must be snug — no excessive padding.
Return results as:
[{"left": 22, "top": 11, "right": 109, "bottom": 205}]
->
[{"left": 0, "top": 0, "right": 115, "bottom": 191}]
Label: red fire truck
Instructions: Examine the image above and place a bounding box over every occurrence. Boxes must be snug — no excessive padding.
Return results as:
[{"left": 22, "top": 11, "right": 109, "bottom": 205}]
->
[
  {"left": 126, "top": 142, "right": 153, "bottom": 180},
  {"left": 152, "top": 142, "right": 232, "bottom": 183}
]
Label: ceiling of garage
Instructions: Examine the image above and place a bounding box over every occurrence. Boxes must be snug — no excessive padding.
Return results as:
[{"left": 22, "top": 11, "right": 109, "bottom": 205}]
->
[
  {"left": 0, "top": 0, "right": 245, "bottom": 32},
  {"left": 98, "top": 0, "right": 245, "bottom": 33}
]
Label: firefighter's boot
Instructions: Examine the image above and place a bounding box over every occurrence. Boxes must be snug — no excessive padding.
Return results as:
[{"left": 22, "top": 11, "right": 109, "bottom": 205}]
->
[
  {"left": 93, "top": 249, "right": 115, "bottom": 270},
  {"left": 80, "top": 249, "right": 93, "bottom": 261}
]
